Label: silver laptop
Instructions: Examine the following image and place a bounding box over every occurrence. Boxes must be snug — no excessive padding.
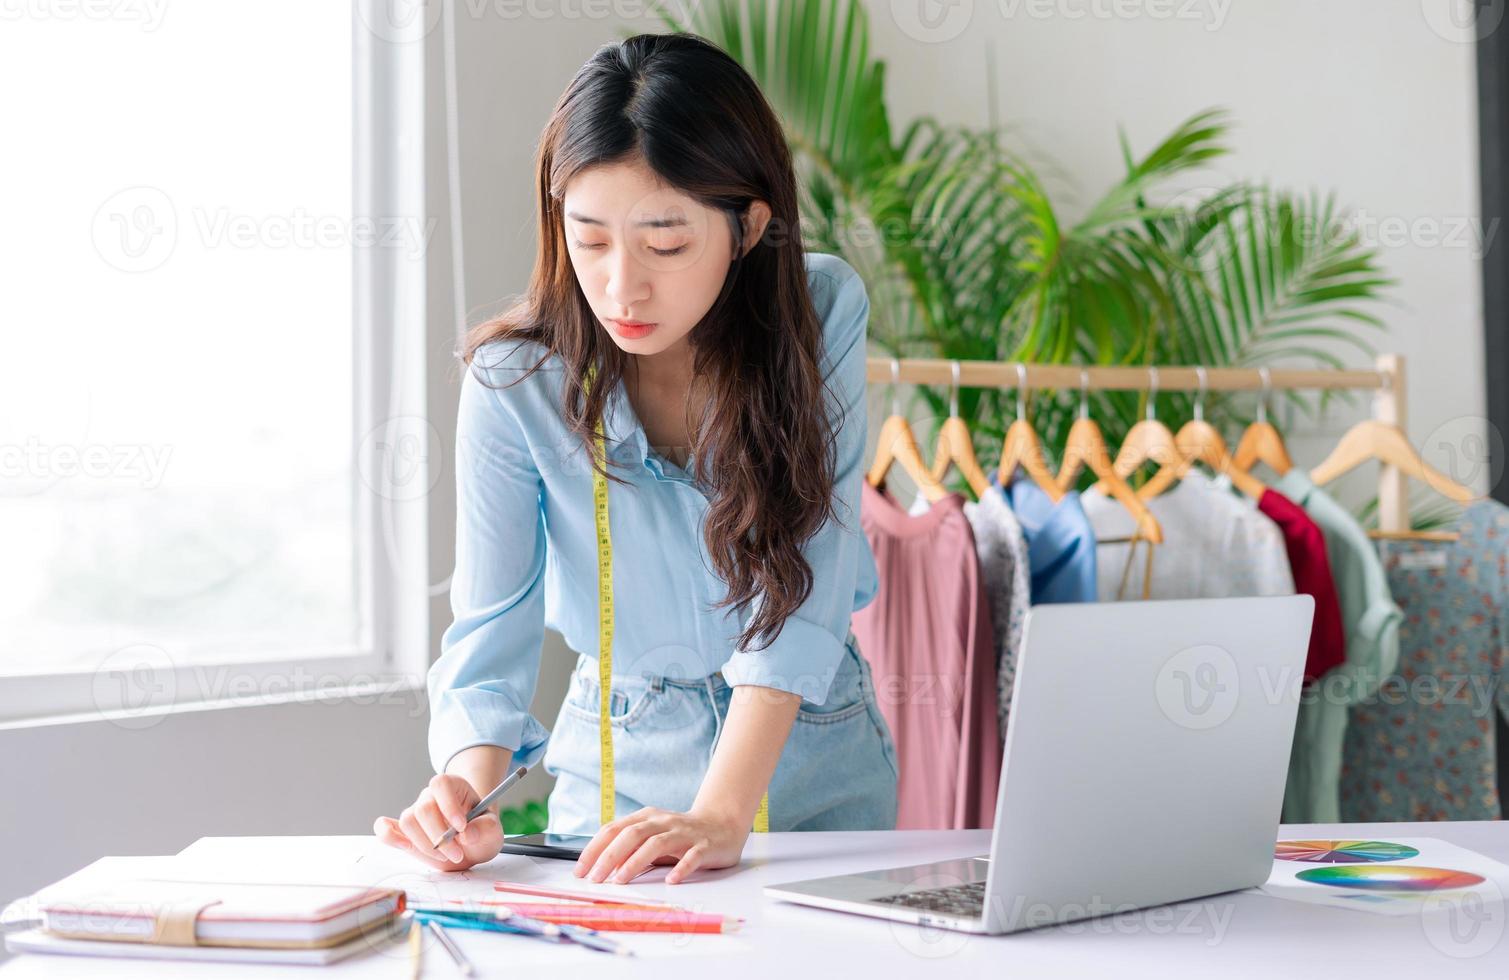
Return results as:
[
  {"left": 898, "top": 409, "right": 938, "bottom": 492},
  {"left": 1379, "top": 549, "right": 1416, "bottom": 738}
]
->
[{"left": 765, "top": 594, "right": 1314, "bottom": 934}]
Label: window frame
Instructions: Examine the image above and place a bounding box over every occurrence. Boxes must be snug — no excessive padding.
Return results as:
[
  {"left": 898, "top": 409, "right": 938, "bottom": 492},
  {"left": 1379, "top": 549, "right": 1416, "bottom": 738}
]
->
[{"left": 0, "top": 2, "right": 431, "bottom": 728}]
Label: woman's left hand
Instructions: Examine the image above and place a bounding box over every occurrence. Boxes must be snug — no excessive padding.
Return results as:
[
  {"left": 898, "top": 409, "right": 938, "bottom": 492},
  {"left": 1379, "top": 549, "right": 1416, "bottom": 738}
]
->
[{"left": 573, "top": 805, "right": 749, "bottom": 885}]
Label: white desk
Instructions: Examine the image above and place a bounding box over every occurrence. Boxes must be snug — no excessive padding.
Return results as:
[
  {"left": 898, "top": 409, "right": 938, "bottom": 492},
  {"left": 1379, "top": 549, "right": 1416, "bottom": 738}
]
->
[{"left": 5, "top": 822, "right": 1507, "bottom": 977}]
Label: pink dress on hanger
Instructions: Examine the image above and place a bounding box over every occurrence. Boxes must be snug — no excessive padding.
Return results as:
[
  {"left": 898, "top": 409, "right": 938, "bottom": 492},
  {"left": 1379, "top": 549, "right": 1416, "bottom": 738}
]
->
[{"left": 851, "top": 481, "right": 1001, "bottom": 830}]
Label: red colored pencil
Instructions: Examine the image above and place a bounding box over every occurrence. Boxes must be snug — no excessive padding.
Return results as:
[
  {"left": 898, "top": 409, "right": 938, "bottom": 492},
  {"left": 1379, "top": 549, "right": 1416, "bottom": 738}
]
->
[
  {"left": 492, "top": 880, "right": 673, "bottom": 906},
  {"left": 495, "top": 903, "right": 740, "bottom": 934},
  {"left": 467, "top": 895, "right": 670, "bottom": 912}
]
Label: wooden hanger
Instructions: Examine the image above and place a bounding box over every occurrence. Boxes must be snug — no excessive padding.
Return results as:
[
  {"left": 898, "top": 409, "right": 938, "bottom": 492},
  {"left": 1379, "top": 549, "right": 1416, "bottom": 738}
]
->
[
  {"left": 928, "top": 361, "right": 992, "bottom": 498},
  {"left": 998, "top": 364, "right": 1063, "bottom": 500},
  {"left": 1310, "top": 427, "right": 1474, "bottom": 541},
  {"left": 866, "top": 358, "right": 950, "bottom": 502},
  {"left": 1309, "top": 360, "right": 1472, "bottom": 543},
  {"left": 1138, "top": 368, "right": 1267, "bottom": 500},
  {"left": 1233, "top": 367, "right": 1294, "bottom": 476},
  {"left": 1310, "top": 423, "right": 1475, "bottom": 504},
  {"left": 1056, "top": 371, "right": 1164, "bottom": 543},
  {"left": 1090, "top": 367, "right": 1180, "bottom": 495}
]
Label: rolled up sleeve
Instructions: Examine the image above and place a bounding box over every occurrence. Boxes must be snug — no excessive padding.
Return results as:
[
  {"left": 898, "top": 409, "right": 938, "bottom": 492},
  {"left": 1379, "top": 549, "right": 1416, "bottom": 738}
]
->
[
  {"left": 719, "top": 264, "right": 875, "bottom": 705},
  {"left": 426, "top": 357, "right": 552, "bottom": 775}
]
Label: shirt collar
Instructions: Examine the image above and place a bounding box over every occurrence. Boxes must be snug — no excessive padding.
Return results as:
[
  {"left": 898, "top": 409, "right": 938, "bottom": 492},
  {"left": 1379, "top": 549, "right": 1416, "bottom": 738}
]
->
[
  {"left": 599, "top": 373, "right": 701, "bottom": 486},
  {"left": 599, "top": 372, "right": 647, "bottom": 463}
]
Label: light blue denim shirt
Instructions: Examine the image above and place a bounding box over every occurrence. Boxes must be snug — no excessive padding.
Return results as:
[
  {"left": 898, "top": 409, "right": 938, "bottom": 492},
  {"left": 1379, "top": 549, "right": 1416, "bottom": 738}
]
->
[{"left": 427, "top": 252, "right": 880, "bottom": 775}]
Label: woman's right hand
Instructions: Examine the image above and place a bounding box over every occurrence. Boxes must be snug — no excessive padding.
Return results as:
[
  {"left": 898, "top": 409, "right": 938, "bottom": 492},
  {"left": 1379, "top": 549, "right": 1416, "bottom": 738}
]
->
[{"left": 373, "top": 774, "right": 503, "bottom": 871}]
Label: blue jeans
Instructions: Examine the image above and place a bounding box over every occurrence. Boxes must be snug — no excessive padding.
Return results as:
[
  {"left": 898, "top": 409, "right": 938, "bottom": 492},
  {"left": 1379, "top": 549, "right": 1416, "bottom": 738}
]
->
[{"left": 542, "top": 630, "right": 899, "bottom": 835}]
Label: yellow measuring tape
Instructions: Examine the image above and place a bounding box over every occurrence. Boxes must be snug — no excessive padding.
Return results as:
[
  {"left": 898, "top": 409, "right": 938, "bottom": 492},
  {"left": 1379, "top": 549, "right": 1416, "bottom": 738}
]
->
[{"left": 585, "top": 367, "right": 768, "bottom": 833}]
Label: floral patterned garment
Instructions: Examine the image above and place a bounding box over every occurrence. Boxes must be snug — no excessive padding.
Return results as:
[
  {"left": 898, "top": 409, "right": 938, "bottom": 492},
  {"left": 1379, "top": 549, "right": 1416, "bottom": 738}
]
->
[{"left": 1339, "top": 497, "right": 1509, "bottom": 821}]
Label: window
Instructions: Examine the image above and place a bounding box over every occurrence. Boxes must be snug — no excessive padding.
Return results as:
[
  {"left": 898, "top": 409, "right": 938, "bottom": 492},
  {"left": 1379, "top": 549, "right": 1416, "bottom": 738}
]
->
[{"left": 0, "top": 2, "right": 429, "bottom": 723}]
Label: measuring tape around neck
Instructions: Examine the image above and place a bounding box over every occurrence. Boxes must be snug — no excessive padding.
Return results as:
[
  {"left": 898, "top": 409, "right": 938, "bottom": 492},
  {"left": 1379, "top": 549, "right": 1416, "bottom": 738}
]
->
[{"left": 584, "top": 367, "right": 768, "bottom": 833}]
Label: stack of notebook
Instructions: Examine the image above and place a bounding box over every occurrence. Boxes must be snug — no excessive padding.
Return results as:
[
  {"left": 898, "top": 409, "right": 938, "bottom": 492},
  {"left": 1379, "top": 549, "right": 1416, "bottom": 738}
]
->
[{"left": 6, "top": 876, "right": 408, "bottom": 965}]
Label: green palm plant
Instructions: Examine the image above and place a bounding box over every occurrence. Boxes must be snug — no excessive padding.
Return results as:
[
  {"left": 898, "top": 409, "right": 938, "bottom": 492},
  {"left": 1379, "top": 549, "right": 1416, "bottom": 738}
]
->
[{"left": 652, "top": 0, "right": 1396, "bottom": 495}]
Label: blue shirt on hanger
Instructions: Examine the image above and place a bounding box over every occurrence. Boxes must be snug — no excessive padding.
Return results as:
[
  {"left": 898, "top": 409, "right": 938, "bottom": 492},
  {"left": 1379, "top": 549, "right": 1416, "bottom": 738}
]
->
[
  {"left": 994, "top": 468, "right": 1098, "bottom": 604},
  {"left": 426, "top": 252, "right": 880, "bottom": 776}
]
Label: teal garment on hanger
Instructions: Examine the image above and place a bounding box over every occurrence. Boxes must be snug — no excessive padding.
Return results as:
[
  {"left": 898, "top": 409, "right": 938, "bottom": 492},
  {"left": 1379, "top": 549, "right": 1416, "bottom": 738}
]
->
[
  {"left": 1272, "top": 469, "right": 1403, "bottom": 823},
  {"left": 994, "top": 467, "right": 1098, "bottom": 605}
]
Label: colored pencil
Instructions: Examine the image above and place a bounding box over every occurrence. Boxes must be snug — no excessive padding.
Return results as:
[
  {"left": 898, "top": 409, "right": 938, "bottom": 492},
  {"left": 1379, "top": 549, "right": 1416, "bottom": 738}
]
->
[
  {"left": 443, "top": 896, "right": 672, "bottom": 913},
  {"left": 493, "top": 880, "right": 672, "bottom": 906},
  {"left": 552, "top": 921, "right": 633, "bottom": 956},
  {"left": 459, "top": 906, "right": 631, "bottom": 956},
  {"left": 411, "top": 906, "right": 558, "bottom": 935},
  {"left": 412, "top": 911, "right": 564, "bottom": 943},
  {"left": 492, "top": 902, "right": 741, "bottom": 934},
  {"left": 425, "top": 919, "right": 477, "bottom": 977}
]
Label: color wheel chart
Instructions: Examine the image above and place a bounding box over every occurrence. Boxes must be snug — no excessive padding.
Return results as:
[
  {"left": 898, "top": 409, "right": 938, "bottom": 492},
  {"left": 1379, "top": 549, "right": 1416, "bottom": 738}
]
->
[
  {"left": 1263, "top": 838, "right": 1505, "bottom": 914},
  {"left": 1294, "top": 866, "right": 1486, "bottom": 892},
  {"left": 1274, "top": 840, "right": 1419, "bottom": 864}
]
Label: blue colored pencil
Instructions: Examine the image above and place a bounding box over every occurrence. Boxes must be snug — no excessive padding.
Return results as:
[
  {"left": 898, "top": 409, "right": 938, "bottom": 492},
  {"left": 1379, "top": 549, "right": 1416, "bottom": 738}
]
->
[{"left": 412, "top": 910, "right": 564, "bottom": 942}]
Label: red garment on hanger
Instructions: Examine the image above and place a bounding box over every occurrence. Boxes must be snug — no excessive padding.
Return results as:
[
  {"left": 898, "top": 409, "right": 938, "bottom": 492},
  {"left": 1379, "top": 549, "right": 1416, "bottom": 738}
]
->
[
  {"left": 1258, "top": 488, "right": 1346, "bottom": 680},
  {"left": 852, "top": 482, "right": 1001, "bottom": 830}
]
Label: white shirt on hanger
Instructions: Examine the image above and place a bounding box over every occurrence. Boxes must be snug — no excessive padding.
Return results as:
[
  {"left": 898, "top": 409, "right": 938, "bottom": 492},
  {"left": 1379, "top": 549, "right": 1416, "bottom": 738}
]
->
[{"left": 1082, "top": 473, "right": 1295, "bottom": 601}]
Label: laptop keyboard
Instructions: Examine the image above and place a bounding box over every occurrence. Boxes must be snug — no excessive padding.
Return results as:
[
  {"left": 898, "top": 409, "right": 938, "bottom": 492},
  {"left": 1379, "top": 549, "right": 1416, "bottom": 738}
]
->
[{"left": 873, "top": 880, "right": 986, "bottom": 917}]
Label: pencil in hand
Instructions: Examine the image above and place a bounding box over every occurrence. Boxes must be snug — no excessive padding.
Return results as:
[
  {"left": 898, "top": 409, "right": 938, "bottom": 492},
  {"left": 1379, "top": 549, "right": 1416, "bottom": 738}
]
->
[{"left": 430, "top": 765, "right": 529, "bottom": 850}]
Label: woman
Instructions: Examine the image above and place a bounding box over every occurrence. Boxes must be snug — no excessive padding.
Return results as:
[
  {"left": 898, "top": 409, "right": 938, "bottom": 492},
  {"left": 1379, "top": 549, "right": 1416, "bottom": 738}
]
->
[{"left": 374, "top": 33, "right": 897, "bottom": 885}]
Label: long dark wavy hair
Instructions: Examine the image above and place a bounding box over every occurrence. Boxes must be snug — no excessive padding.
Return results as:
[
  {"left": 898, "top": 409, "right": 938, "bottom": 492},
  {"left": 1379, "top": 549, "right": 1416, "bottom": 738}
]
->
[{"left": 460, "top": 33, "right": 844, "bottom": 653}]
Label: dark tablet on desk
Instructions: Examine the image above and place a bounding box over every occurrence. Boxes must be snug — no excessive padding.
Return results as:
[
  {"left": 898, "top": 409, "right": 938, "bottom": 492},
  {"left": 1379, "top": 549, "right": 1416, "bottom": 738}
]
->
[{"left": 500, "top": 832, "right": 594, "bottom": 860}]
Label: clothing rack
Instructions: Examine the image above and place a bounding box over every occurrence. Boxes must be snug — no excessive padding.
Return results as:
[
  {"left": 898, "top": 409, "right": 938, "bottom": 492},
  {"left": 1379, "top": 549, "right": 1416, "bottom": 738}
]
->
[{"left": 866, "top": 353, "right": 1412, "bottom": 533}]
